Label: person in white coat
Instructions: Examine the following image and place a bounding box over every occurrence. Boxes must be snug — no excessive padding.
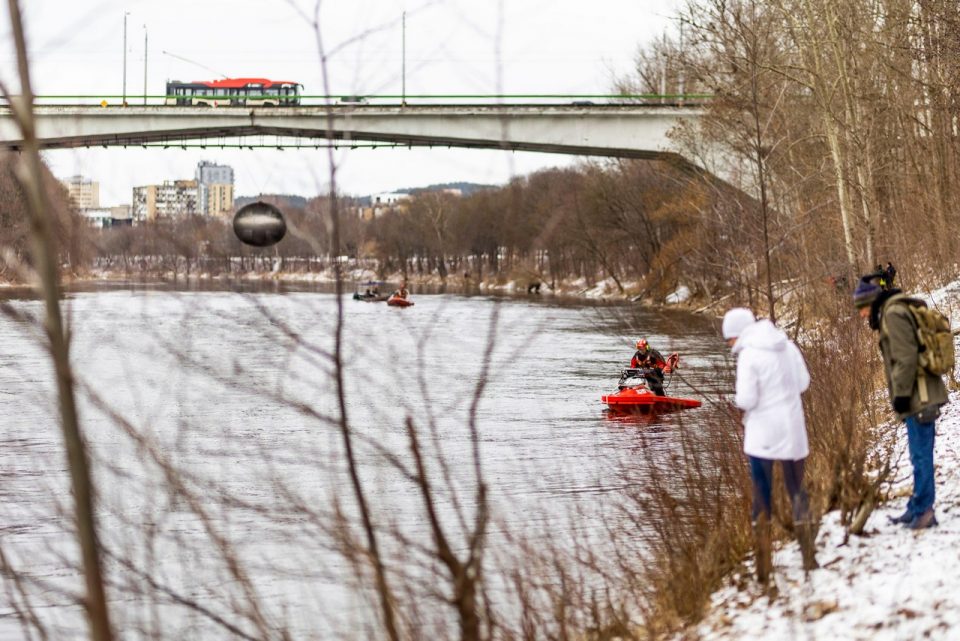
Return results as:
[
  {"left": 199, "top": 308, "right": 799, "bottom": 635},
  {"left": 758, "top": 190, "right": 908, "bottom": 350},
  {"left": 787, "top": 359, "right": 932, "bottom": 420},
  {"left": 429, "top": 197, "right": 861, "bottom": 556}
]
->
[{"left": 722, "top": 307, "right": 818, "bottom": 578}]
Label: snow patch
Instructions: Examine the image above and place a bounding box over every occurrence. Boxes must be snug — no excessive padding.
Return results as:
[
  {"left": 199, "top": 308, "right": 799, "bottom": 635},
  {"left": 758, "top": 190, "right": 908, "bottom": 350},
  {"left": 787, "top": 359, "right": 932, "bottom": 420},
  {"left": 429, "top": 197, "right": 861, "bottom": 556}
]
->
[
  {"left": 583, "top": 278, "right": 620, "bottom": 299},
  {"left": 665, "top": 285, "right": 691, "bottom": 304}
]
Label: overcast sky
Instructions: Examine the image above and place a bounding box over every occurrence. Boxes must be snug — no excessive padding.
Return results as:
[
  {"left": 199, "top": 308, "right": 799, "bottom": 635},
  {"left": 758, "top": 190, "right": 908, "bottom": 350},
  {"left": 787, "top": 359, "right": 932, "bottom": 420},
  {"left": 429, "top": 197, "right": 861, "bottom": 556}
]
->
[{"left": 1, "top": 0, "right": 681, "bottom": 205}]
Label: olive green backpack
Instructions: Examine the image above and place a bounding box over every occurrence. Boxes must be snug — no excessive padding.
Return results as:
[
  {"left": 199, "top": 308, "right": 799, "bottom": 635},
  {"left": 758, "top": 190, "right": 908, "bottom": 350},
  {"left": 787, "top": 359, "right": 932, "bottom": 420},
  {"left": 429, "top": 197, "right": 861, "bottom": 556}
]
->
[{"left": 881, "top": 294, "right": 956, "bottom": 401}]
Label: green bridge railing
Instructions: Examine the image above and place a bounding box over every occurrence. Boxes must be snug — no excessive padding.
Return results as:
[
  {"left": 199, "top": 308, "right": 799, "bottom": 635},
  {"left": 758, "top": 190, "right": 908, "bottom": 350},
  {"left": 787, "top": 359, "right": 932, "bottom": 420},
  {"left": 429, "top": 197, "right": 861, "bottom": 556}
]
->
[{"left": 15, "top": 93, "right": 712, "bottom": 107}]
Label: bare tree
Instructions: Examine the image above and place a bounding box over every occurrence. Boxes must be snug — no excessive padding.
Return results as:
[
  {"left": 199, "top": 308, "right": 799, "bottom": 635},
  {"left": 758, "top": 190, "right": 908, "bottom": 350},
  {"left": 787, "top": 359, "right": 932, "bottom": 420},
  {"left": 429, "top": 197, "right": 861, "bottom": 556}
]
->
[{"left": 1, "top": 1, "right": 113, "bottom": 639}]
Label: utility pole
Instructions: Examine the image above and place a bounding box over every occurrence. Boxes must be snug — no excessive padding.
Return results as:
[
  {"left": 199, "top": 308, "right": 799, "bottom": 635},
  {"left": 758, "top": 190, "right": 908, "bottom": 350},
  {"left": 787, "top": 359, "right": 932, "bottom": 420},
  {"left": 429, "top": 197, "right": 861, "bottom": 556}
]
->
[
  {"left": 659, "top": 49, "right": 666, "bottom": 104},
  {"left": 122, "top": 12, "right": 129, "bottom": 105},
  {"left": 401, "top": 11, "right": 406, "bottom": 106},
  {"left": 678, "top": 19, "right": 685, "bottom": 104},
  {"left": 143, "top": 25, "right": 148, "bottom": 105}
]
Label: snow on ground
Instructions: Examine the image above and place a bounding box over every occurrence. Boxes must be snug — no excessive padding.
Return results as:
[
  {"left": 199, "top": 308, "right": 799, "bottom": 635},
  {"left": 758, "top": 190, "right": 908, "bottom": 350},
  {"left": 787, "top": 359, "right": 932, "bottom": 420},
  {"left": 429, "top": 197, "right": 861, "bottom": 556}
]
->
[
  {"left": 692, "top": 403, "right": 960, "bottom": 640},
  {"left": 690, "top": 279, "right": 960, "bottom": 641}
]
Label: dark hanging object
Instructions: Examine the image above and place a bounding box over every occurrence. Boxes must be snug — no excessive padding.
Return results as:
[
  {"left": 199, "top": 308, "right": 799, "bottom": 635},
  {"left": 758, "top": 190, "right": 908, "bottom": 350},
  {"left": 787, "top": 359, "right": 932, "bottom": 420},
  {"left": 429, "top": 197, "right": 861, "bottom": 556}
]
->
[{"left": 233, "top": 201, "right": 287, "bottom": 247}]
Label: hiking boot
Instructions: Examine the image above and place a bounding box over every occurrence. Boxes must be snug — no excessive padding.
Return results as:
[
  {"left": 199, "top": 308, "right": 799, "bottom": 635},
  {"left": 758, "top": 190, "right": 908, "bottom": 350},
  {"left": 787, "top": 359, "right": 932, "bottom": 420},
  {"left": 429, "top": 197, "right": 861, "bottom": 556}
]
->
[
  {"left": 795, "top": 520, "right": 819, "bottom": 571},
  {"left": 888, "top": 509, "right": 913, "bottom": 525},
  {"left": 905, "top": 508, "right": 938, "bottom": 530},
  {"left": 753, "top": 517, "right": 772, "bottom": 585}
]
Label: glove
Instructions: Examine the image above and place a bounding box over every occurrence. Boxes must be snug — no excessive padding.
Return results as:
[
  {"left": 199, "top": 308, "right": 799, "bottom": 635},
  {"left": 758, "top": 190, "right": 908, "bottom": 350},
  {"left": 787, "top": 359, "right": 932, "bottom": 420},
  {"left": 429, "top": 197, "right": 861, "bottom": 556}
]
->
[{"left": 893, "top": 396, "right": 911, "bottom": 413}]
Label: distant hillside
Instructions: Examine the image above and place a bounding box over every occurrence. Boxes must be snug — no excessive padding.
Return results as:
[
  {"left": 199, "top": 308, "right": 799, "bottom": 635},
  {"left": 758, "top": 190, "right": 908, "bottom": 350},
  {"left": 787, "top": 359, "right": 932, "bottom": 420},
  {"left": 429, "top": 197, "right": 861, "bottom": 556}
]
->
[
  {"left": 352, "top": 182, "right": 496, "bottom": 206},
  {"left": 239, "top": 183, "right": 494, "bottom": 209},
  {"left": 235, "top": 194, "right": 309, "bottom": 210},
  {"left": 399, "top": 182, "right": 495, "bottom": 196}
]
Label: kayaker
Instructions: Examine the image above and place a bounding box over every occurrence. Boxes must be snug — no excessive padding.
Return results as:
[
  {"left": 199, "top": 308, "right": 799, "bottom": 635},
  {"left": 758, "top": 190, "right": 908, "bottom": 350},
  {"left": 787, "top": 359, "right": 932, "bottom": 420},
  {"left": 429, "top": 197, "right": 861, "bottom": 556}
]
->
[{"left": 630, "top": 338, "right": 666, "bottom": 396}]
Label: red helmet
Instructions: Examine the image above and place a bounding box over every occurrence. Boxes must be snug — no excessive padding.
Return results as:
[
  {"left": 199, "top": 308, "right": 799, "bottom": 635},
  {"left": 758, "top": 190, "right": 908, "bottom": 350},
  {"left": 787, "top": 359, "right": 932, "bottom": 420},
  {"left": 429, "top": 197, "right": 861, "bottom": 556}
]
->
[{"left": 636, "top": 338, "right": 648, "bottom": 350}]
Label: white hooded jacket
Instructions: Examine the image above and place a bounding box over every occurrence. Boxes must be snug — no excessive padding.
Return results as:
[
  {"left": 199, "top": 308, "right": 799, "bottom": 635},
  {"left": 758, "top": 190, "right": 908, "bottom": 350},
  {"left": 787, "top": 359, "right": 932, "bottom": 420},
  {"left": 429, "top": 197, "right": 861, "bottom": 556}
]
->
[{"left": 733, "top": 319, "right": 810, "bottom": 460}]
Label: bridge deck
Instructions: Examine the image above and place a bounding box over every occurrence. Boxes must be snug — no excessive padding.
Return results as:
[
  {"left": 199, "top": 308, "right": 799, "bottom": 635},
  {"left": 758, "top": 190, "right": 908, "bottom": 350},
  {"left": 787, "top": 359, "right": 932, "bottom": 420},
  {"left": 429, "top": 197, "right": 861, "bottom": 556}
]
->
[{"left": 0, "top": 104, "right": 704, "bottom": 158}]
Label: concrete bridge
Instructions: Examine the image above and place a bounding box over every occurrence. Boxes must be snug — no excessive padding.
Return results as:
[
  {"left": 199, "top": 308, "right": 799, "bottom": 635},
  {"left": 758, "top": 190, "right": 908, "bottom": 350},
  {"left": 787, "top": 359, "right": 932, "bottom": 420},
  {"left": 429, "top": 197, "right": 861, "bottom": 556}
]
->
[{"left": 0, "top": 103, "right": 703, "bottom": 161}]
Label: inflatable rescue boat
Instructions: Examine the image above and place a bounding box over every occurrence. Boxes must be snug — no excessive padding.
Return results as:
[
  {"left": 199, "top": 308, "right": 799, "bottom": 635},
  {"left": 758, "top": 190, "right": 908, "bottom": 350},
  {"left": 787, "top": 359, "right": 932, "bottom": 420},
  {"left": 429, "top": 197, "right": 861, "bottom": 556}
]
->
[
  {"left": 601, "top": 365, "right": 701, "bottom": 412},
  {"left": 387, "top": 295, "right": 414, "bottom": 307}
]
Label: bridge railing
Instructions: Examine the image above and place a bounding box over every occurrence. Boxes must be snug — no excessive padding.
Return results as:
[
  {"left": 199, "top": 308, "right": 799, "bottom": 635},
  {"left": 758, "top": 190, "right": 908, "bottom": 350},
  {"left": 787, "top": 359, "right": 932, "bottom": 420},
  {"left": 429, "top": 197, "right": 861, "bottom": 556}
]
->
[{"left": 9, "top": 93, "right": 713, "bottom": 107}]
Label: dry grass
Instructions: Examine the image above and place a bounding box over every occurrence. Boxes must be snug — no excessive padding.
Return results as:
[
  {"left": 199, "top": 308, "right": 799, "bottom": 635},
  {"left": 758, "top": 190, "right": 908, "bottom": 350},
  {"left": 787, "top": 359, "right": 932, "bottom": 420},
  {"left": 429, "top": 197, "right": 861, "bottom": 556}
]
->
[{"left": 572, "top": 310, "right": 897, "bottom": 638}]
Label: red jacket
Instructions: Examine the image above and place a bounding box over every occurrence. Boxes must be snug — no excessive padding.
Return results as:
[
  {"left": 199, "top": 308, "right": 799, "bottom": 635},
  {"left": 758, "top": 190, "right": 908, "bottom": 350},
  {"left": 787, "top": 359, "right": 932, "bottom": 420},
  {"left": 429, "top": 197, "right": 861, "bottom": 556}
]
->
[{"left": 631, "top": 348, "right": 666, "bottom": 369}]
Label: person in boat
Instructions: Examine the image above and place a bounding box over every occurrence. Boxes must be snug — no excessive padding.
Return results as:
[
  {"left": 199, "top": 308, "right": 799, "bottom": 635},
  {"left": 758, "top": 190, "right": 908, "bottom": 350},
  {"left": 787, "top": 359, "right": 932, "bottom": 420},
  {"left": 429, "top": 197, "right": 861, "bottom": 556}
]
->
[
  {"left": 630, "top": 338, "right": 667, "bottom": 396},
  {"left": 393, "top": 281, "right": 409, "bottom": 300},
  {"left": 722, "top": 307, "right": 817, "bottom": 580}
]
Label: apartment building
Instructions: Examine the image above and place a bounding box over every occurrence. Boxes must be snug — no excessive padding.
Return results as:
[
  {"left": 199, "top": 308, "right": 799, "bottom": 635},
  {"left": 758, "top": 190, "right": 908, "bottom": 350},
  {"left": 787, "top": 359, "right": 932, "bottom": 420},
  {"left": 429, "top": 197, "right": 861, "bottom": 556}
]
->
[
  {"left": 61, "top": 175, "right": 100, "bottom": 209},
  {"left": 133, "top": 180, "right": 199, "bottom": 222},
  {"left": 203, "top": 182, "right": 235, "bottom": 217},
  {"left": 130, "top": 162, "right": 235, "bottom": 222}
]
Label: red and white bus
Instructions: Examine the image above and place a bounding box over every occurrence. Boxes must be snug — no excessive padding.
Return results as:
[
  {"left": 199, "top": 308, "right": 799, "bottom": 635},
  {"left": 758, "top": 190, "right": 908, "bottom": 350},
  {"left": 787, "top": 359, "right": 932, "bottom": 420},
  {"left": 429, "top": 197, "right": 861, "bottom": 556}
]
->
[{"left": 165, "top": 78, "right": 302, "bottom": 107}]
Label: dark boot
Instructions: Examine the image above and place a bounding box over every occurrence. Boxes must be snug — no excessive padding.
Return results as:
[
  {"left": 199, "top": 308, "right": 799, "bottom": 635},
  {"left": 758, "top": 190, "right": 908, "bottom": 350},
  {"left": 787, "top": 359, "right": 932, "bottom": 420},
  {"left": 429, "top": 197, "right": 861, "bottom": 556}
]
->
[
  {"left": 753, "top": 516, "right": 772, "bottom": 585},
  {"left": 906, "top": 508, "right": 938, "bottom": 530},
  {"left": 795, "top": 520, "right": 819, "bottom": 571},
  {"left": 887, "top": 509, "right": 912, "bottom": 525}
]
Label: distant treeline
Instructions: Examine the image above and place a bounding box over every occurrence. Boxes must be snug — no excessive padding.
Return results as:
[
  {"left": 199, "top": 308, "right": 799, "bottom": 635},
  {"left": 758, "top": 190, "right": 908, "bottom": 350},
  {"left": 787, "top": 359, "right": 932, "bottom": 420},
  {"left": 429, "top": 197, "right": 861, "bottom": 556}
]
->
[
  {"left": 80, "top": 160, "right": 763, "bottom": 303},
  {"left": 0, "top": 150, "right": 777, "bottom": 307}
]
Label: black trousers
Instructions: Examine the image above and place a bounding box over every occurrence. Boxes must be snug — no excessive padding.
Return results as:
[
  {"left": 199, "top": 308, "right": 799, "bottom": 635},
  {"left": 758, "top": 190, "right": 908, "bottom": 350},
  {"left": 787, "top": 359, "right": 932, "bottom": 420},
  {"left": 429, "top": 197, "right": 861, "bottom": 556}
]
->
[
  {"left": 644, "top": 369, "right": 665, "bottom": 396},
  {"left": 748, "top": 457, "right": 810, "bottom": 522}
]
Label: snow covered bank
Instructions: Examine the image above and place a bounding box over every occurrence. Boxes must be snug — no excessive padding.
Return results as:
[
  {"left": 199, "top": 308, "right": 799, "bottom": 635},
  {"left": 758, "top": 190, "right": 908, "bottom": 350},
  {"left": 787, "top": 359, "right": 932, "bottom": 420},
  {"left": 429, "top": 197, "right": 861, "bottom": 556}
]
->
[
  {"left": 691, "top": 400, "right": 960, "bottom": 640},
  {"left": 688, "top": 282, "right": 960, "bottom": 641}
]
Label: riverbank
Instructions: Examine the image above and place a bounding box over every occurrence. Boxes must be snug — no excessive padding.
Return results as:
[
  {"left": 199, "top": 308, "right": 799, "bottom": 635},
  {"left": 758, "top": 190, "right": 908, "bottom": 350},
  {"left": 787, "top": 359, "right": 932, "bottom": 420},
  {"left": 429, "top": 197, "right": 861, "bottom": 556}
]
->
[
  {"left": 49, "top": 267, "right": 689, "bottom": 306},
  {"left": 683, "top": 280, "right": 960, "bottom": 640},
  {"left": 688, "top": 399, "right": 960, "bottom": 640}
]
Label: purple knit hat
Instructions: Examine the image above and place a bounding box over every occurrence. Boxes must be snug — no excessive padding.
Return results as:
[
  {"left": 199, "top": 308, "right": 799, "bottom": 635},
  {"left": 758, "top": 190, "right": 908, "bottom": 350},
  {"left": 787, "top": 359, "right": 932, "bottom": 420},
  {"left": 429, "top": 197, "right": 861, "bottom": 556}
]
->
[{"left": 852, "top": 275, "right": 882, "bottom": 309}]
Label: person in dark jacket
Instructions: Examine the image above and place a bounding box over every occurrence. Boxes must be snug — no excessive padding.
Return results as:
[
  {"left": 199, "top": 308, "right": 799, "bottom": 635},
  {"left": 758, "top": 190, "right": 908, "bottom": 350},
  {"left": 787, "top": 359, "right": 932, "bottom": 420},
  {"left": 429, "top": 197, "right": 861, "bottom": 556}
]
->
[
  {"left": 885, "top": 262, "right": 897, "bottom": 288},
  {"left": 875, "top": 264, "right": 888, "bottom": 289},
  {"left": 630, "top": 339, "right": 667, "bottom": 396},
  {"left": 854, "top": 275, "right": 948, "bottom": 529}
]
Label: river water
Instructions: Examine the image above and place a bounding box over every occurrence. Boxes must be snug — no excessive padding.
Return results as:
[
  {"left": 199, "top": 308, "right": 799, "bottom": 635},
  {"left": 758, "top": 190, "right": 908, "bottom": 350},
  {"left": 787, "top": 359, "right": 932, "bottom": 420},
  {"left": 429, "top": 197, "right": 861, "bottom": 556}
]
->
[{"left": 0, "top": 283, "right": 730, "bottom": 639}]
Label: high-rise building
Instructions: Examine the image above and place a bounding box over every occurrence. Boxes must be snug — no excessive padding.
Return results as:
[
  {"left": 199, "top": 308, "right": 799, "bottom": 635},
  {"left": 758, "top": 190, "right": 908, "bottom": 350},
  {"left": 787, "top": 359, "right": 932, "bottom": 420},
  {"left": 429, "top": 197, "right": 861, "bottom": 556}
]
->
[
  {"left": 195, "top": 161, "right": 235, "bottom": 216},
  {"left": 61, "top": 175, "right": 100, "bottom": 209},
  {"left": 195, "top": 160, "right": 234, "bottom": 186}
]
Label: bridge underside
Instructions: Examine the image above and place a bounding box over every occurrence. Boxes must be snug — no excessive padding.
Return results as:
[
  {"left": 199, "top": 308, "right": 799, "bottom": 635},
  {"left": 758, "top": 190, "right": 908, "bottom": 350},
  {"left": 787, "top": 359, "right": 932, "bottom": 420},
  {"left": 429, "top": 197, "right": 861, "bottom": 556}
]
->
[{"left": 0, "top": 105, "right": 700, "bottom": 162}]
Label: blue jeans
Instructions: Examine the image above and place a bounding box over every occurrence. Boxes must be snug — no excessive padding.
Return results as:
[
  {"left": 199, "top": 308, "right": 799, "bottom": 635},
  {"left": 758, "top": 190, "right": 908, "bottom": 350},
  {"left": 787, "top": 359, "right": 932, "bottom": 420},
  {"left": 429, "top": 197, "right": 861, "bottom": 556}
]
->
[
  {"left": 748, "top": 457, "right": 810, "bottom": 522},
  {"left": 905, "top": 415, "right": 937, "bottom": 516}
]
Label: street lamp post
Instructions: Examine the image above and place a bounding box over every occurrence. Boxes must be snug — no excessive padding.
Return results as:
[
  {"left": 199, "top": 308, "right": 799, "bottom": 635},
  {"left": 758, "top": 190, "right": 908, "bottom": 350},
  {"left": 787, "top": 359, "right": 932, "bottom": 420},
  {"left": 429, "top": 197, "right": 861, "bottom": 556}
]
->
[
  {"left": 143, "top": 25, "right": 148, "bottom": 105},
  {"left": 401, "top": 11, "right": 406, "bottom": 106},
  {"left": 122, "top": 11, "right": 129, "bottom": 105}
]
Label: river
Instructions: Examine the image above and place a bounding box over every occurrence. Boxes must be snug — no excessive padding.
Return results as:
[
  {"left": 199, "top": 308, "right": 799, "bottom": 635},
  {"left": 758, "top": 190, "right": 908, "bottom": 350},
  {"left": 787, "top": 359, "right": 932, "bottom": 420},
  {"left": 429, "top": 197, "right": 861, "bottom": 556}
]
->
[{"left": 0, "top": 282, "right": 730, "bottom": 639}]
